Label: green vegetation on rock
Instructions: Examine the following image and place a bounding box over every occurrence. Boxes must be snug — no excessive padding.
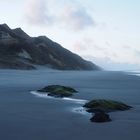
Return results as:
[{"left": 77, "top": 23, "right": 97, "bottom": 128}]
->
[
  {"left": 38, "top": 85, "right": 77, "bottom": 98},
  {"left": 83, "top": 99, "right": 132, "bottom": 113}
]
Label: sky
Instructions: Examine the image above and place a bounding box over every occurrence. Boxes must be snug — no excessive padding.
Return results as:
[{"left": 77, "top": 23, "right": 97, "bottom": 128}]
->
[{"left": 0, "top": 0, "right": 140, "bottom": 70}]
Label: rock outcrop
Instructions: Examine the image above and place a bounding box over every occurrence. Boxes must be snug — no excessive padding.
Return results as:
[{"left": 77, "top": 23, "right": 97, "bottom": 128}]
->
[
  {"left": 38, "top": 85, "right": 77, "bottom": 98},
  {"left": 83, "top": 99, "right": 132, "bottom": 123},
  {"left": 83, "top": 99, "right": 132, "bottom": 113},
  {"left": 90, "top": 112, "right": 112, "bottom": 123}
]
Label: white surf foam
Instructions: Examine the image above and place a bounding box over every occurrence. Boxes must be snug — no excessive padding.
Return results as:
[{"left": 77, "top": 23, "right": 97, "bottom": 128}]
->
[
  {"left": 71, "top": 107, "right": 90, "bottom": 116},
  {"left": 127, "top": 71, "right": 140, "bottom": 77},
  {"left": 30, "top": 91, "right": 87, "bottom": 104}
]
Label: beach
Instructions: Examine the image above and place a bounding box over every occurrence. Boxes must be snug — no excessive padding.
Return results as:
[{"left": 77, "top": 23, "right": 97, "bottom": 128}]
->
[{"left": 0, "top": 69, "right": 140, "bottom": 140}]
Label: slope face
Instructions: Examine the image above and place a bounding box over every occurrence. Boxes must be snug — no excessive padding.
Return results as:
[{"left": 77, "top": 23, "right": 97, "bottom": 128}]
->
[{"left": 0, "top": 24, "right": 100, "bottom": 70}]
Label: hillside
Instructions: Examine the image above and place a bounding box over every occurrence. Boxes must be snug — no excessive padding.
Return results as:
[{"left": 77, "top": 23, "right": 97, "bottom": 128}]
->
[{"left": 0, "top": 24, "right": 100, "bottom": 70}]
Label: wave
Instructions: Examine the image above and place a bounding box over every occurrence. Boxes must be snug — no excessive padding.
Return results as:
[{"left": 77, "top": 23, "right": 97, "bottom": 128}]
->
[
  {"left": 127, "top": 71, "right": 140, "bottom": 77},
  {"left": 30, "top": 91, "right": 88, "bottom": 104}
]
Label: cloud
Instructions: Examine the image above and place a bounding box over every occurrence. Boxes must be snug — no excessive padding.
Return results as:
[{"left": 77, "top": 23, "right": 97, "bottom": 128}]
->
[
  {"left": 134, "top": 49, "right": 140, "bottom": 57},
  {"left": 122, "top": 45, "right": 140, "bottom": 60},
  {"left": 73, "top": 38, "right": 114, "bottom": 57},
  {"left": 24, "top": 0, "right": 53, "bottom": 25},
  {"left": 84, "top": 55, "right": 139, "bottom": 70},
  {"left": 73, "top": 39, "right": 140, "bottom": 66},
  {"left": 60, "top": 5, "right": 95, "bottom": 31},
  {"left": 24, "top": 0, "right": 95, "bottom": 31}
]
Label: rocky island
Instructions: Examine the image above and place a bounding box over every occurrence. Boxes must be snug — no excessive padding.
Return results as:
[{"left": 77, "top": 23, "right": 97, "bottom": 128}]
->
[
  {"left": 38, "top": 85, "right": 78, "bottom": 98},
  {"left": 83, "top": 99, "right": 132, "bottom": 123}
]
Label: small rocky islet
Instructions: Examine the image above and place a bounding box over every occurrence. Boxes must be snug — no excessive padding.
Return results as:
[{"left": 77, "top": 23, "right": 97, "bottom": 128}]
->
[
  {"left": 37, "top": 85, "right": 78, "bottom": 98},
  {"left": 37, "top": 85, "right": 132, "bottom": 123},
  {"left": 83, "top": 99, "right": 132, "bottom": 123},
  {"left": 83, "top": 99, "right": 132, "bottom": 113}
]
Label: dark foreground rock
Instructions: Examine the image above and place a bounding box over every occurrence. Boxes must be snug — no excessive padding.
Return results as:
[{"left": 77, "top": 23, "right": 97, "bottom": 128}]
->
[
  {"left": 83, "top": 99, "right": 132, "bottom": 113},
  {"left": 90, "top": 112, "right": 112, "bottom": 123},
  {"left": 38, "top": 85, "right": 77, "bottom": 98}
]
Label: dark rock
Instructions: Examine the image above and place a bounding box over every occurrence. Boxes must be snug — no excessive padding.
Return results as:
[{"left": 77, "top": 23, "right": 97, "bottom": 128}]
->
[
  {"left": 12, "top": 28, "right": 30, "bottom": 40},
  {"left": 83, "top": 99, "right": 132, "bottom": 113},
  {"left": 87, "top": 108, "right": 106, "bottom": 113},
  {"left": 90, "top": 112, "right": 112, "bottom": 123},
  {"left": 38, "top": 85, "right": 77, "bottom": 98},
  {"left": 47, "top": 92, "right": 72, "bottom": 98},
  {"left": 0, "top": 57, "right": 35, "bottom": 70}
]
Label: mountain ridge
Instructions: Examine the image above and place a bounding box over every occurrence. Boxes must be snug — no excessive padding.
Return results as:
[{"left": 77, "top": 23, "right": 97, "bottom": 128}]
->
[{"left": 0, "top": 23, "right": 100, "bottom": 70}]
